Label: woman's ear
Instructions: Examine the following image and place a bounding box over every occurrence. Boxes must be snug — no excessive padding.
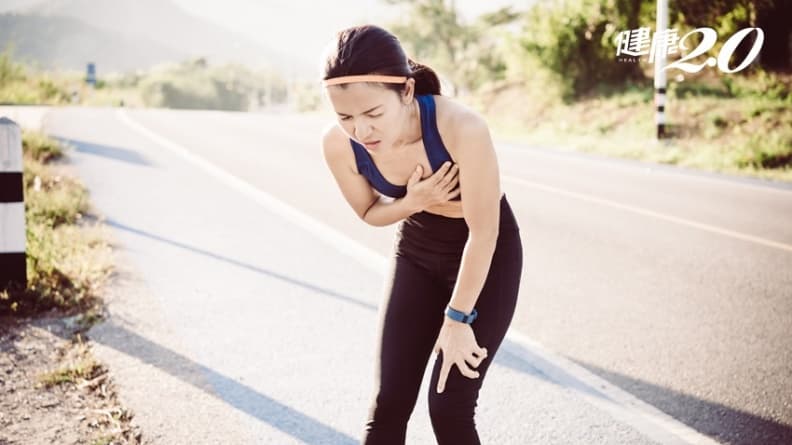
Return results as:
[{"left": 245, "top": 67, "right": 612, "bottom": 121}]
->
[{"left": 402, "top": 78, "right": 416, "bottom": 104}]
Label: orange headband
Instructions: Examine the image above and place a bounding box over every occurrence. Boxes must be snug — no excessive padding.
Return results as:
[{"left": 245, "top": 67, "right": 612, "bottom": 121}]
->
[{"left": 322, "top": 74, "right": 408, "bottom": 87}]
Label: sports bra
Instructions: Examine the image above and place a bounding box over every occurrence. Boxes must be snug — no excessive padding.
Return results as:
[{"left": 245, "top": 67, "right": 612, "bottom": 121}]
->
[{"left": 349, "top": 94, "right": 461, "bottom": 201}]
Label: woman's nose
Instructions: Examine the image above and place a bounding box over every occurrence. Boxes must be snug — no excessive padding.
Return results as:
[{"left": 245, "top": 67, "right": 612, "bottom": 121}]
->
[{"left": 355, "top": 121, "right": 372, "bottom": 140}]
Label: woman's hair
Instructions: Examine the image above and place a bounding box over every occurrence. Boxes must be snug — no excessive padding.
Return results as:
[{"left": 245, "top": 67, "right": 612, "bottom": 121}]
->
[{"left": 322, "top": 25, "right": 441, "bottom": 96}]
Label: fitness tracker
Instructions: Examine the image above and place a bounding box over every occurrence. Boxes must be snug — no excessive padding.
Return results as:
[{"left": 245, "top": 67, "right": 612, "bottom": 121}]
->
[{"left": 445, "top": 306, "right": 478, "bottom": 324}]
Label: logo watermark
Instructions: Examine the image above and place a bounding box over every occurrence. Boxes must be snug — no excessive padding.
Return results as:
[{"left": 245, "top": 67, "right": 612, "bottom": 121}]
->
[{"left": 615, "top": 27, "right": 765, "bottom": 74}]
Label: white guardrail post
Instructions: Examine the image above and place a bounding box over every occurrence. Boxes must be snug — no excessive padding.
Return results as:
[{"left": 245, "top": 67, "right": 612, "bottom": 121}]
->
[{"left": 0, "top": 117, "right": 27, "bottom": 288}]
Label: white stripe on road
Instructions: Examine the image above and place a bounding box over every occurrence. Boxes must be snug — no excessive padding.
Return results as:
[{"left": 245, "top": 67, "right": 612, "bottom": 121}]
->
[
  {"left": 498, "top": 143, "right": 792, "bottom": 195},
  {"left": 116, "top": 109, "right": 388, "bottom": 275},
  {"left": 506, "top": 331, "right": 721, "bottom": 445},
  {"left": 503, "top": 175, "right": 792, "bottom": 253},
  {"left": 117, "top": 108, "right": 720, "bottom": 445}
]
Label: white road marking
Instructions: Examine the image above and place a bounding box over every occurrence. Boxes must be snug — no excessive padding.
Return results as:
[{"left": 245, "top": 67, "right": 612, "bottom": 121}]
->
[
  {"left": 503, "top": 175, "right": 792, "bottom": 253},
  {"left": 498, "top": 143, "right": 792, "bottom": 195},
  {"left": 507, "top": 331, "right": 722, "bottom": 445},
  {"left": 116, "top": 109, "right": 387, "bottom": 274},
  {"left": 117, "top": 108, "right": 721, "bottom": 445}
]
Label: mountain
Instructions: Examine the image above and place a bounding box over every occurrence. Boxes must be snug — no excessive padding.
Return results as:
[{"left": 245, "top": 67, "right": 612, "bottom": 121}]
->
[
  {"left": 0, "top": 0, "right": 48, "bottom": 13},
  {"left": 0, "top": 0, "right": 299, "bottom": 73},
  {"left": 0, "top": 13, "right": 185, "bottom": 72}
]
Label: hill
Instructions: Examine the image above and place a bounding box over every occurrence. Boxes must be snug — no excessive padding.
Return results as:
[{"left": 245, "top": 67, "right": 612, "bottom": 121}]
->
[{"left": 0, "top": 0, "right": 295, "bottom": 73}]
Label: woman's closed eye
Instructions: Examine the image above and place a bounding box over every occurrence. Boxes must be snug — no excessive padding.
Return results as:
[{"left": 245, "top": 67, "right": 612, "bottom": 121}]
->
[{"left": 340, "top": 114, "right": 383, "bottom": 121}]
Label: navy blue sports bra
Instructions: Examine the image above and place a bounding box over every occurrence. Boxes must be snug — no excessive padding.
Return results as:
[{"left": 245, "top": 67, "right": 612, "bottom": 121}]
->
[{"left": 349, "top": 94, "right": 461, "bottom": 201}]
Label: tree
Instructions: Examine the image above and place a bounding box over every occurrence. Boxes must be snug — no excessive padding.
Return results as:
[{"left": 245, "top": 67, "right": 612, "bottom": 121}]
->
[
  {"left": 385, "top": 0, "right": 518, "bottom": 95},
  {"left": 672, "top": 0, "right": 790, "bottom": 71},
  {"left": 518, "top": 0, "right": 647, "bottom": 99}
]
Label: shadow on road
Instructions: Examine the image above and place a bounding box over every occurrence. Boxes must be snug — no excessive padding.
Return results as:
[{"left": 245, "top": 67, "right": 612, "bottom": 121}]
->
[
  {"left": 105, "top": 218, "right": 378, "bottom": 313},
  {"left": 86, "top": 318, "right": 358, "bottom": 444},
  {"left": 56, "top": 136, "right": 155, "bottom": 167},
  {"left": 573, "top": 358, "right": 792, "bottom": 445},
  {"left": 56, "top": 212, "right": 784, "bottom": 444}
]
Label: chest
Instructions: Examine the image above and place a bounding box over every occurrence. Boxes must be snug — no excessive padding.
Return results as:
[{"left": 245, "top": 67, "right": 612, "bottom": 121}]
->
[{"left": 368, "top": 142, "right": 435, "bottom": 186}]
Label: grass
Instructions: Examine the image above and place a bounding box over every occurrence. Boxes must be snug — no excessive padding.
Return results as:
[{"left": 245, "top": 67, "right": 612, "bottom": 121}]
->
[
  {"left": 481, "top": 72, "right": 792, "bottom": 183},
  {"left": 0, "top": 130, "right": 113, "bottom": 316},
  {"left": 90, "top": 436, "right": 117, "bottom": 445},
  {"left": 37, "top": 356, "right": 102, "bottom": 388},
  {"left": 0, "top": 50, "right": 73, "bottom": 105}
]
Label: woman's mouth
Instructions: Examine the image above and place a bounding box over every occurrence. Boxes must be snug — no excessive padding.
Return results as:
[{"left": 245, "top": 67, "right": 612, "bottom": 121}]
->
[{"left": 363, "top": 140, "right": 380, "bottom": 149}]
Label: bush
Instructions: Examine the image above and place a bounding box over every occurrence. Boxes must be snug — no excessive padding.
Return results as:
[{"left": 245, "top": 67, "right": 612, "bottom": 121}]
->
[
  {"left": 139, "top": 59, "right": 287, "bottom": 111},
  {"left": 0, "top": 47, "right": 26, "bottom": 85},
  {"left": 0, "top": 132, "right": 111, "bottom": 315},
  {"left": 518, "top": 0, "right": 645, "bottom": 100},
  {"left": 721, "top": 70, "right": 791, "bottom": 101},
  {"left": 22, "top": 130, "right": 64, "bottom": 163}
]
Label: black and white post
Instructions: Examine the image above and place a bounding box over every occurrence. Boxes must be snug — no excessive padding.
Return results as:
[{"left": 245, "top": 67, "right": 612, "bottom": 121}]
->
[
  {"left": 0, "top": 117, "right": 27, "bottom": 288},
  {"left": 654, "top": 0, "right": 668, "bottom": 139}
]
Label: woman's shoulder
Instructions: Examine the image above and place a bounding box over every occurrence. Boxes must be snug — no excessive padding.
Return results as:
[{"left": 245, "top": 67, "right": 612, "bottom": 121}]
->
[
  {"left": 320, "top": 123, "right": 354, "bottom": 166},
  {"left": 322, "top": 123, "right": 347, "bottom": 144},
  {"left": 431, "top": 95, "right": 489, "bottom": 152}
]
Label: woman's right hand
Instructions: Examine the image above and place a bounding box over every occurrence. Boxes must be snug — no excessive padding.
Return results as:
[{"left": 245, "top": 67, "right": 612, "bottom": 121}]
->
[{"left": 404, "top": 161, "right": 460, "bottom": 212}]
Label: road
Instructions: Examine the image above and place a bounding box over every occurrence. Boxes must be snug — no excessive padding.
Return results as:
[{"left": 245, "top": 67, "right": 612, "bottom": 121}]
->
[{"left": 5, "top": 104, "right": 790, "bottom": 444}]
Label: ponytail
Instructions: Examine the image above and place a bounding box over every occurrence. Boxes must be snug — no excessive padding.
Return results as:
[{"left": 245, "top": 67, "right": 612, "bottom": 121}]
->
[{"left": 408, "top": 58, "right": 442, "bottom": 95}]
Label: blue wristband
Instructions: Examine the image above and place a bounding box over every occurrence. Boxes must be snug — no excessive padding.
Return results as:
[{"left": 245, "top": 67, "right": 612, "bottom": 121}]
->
[{"left": 445, "top": 306, "right": 478, "bottom": 324}]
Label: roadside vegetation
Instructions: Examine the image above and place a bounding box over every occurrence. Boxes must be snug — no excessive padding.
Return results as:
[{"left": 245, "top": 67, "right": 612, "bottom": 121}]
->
[
  {"left": 0, "top": 131, "right": 112, "bottom": 316},
  {"left": 478, "top": 70, "right": 792, "bottom": 182},
  {"left": 1, "top": 48, "right": 299, "bottom": 111},
  {"left": 383, "top": 0, "right": 792, "bottom": 183},
  {"left": 0, "top": 49, "right": 73, "bottom": 104},
  {"left": 0, "top": 130, "right": 142, "bottom": 444}
]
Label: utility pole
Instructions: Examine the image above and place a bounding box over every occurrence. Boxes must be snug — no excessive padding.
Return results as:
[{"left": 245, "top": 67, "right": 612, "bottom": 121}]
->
[{"left": 654, "top": 0, "right": 668, "bottom": 139}]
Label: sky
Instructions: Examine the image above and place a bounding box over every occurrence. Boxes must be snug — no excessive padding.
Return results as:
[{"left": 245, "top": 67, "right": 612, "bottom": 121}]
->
[{"left": 170, "top": 0, "right": 526, "bottom": 72}]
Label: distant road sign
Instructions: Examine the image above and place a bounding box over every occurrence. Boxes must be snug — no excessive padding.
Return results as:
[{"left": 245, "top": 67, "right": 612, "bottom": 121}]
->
[{"left": 86, "top": 62, "right": 96, "bottom": 86}]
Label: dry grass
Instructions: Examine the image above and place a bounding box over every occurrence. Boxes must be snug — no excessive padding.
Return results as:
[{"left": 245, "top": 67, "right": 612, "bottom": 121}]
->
[
  {"left": 0, "top": 131, "right": 114, "bottom": 315},
  {"left": 482, "top": 77, "right": 792, "bottom": 183}
]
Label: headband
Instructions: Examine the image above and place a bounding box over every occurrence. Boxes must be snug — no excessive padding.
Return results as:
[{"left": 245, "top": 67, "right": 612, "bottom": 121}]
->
[{"left": 322, "top": 74, "right": 408, "bottom": 87}]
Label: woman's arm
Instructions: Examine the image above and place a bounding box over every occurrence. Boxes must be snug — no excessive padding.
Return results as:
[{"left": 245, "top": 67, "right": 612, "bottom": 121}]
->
[
  {"left": 445, "top": 113, "right": 502, "bottom": 315},
  {"left": 432, "top": 109, "right": 503, "bottom": 394},
  {"left": 321, "top": 125, "right": 382, "bottom": 222},
  {"left": 362, "top": 195, "right": 421, "bottom": 226},
  {"left": 322, "top": 125, "right": 423, "bottom": 226},
  {"left": 322, "top": 124, "right": 460, "bottom": 227}
]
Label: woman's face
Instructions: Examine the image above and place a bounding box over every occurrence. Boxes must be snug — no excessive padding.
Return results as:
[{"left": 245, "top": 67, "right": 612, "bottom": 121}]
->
[{"left": 325, "top": 81, "right": 413, "bottom": 151}]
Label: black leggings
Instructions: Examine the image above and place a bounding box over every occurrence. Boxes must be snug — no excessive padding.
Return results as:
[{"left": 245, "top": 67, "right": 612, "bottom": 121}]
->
[{"left": 361, "top": 194, "right": 523, "bottom": 445}]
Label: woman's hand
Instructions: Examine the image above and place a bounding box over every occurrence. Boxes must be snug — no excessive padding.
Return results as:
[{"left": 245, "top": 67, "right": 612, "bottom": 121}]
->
[
  {"left": 433, "top": 318, "right": 488, "bottom": 394},
  {"left": 404, "top": 161, "right": 460, "bottom": 212},
  {"left": 423, "top": 199, "right": 464, "bottom": 217}
]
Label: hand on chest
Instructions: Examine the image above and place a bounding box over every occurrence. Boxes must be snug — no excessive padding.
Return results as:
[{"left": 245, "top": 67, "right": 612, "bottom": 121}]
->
[{"left": 370, "top": 142, "right": 436, "bottom": 186}]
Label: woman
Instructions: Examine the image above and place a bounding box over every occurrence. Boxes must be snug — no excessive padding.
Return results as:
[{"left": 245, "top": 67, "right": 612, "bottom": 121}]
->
[{"left": 319, "top": 25, "right": 523, "bottom": 445}]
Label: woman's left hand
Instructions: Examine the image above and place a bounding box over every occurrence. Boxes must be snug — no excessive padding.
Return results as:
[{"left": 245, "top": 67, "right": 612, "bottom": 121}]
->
[{"left": 433, "top": 319, "right": 488, "bottom": 394}]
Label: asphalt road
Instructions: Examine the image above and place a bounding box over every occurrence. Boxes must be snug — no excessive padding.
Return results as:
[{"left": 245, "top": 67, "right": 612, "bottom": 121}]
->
[{"left": 5, "top": 104, "right": 789, "bottom": 444}]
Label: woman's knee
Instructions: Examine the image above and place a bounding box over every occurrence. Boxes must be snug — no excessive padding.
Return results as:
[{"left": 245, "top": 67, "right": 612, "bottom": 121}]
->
[
  {"left": 428, "top": 385, "right": 479, "bottom": 422},
  {"left": 367, "top": 388, "right": 418, "bottom": 426},
  {"left": 362, "top": 390, "right": 416, "bottom": 444},
  {"left": 428, "top": 389, "right": 480, "bottom": 444}
]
